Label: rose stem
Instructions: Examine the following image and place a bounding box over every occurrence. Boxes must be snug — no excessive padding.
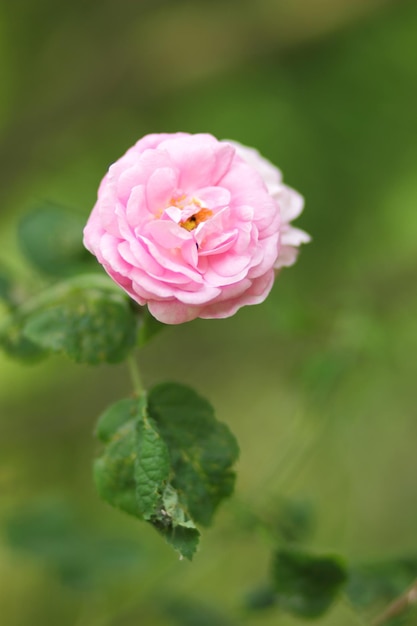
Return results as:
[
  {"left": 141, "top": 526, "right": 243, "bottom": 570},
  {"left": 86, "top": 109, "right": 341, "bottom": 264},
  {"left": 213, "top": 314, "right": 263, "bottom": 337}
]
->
[
  {"left": 371, "top": 578, "right": 417, "bottom": 625},
  {"left": 127, "top": 353, "right": 144, "bottom": 397}
]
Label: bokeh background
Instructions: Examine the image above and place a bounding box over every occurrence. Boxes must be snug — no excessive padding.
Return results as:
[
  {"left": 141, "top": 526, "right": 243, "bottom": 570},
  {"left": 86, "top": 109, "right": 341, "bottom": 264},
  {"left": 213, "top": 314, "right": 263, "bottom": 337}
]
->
[{"left": 1, "top": 0, "right": 417, "bottom": 624}]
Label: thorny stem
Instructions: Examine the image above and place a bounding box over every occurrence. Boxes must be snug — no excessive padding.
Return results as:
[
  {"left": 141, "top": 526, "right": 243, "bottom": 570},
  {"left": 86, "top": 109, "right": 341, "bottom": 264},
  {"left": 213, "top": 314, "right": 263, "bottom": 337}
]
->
[{"left": 371, "top": 578, "right": 417, "bottom": 625}]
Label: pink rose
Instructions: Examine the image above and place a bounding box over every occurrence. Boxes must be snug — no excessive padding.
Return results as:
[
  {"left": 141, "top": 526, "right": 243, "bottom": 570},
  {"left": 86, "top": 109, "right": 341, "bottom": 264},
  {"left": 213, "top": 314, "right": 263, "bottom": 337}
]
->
[{"left": 83, "top": 133, "right": 310, "bottom": 324}]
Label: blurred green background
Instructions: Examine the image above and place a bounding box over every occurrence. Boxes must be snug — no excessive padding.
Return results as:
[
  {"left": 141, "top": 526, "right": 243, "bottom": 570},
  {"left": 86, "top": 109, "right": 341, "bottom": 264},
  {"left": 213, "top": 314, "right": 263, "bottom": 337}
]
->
[{"left": 1, "top": 0, "right": 417, "bottom": 624}]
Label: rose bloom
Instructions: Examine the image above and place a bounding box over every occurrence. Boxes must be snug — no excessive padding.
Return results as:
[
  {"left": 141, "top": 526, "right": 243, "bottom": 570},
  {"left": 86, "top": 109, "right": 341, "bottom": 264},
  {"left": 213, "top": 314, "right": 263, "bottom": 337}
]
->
[{"left": 83, "top": 133, "right": 310, "bottom": 324}]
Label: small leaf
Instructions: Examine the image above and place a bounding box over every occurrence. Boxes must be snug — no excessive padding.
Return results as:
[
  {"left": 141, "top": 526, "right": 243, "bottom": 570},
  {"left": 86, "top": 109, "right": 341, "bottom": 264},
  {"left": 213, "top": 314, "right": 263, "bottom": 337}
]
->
[
  {"left": 0, "top": 317, "right": 47, "bottom": 362},
  {"left": 147, "top": 382, "right": 239, "bottom": 526},
  {"left": 158, "top": 525, "right": 200, "bottom": 562},
  {"left": 244, "top": 585, "right": 278, "bottom": 611},
  {"left": 95, "top": 398, "right": 138, "bottom": 443},
  {"left": 23, "top": 290, "right": 138, "bottom": 364},
  {"left": 274, "top": 497, "right": 315, "bottom": 544},
  {"left": 154, "top": 484, "right": 200, "bottom": 560},
  {"left": 272, "top": 547, "right": 347, "bottom": 618},
  {"left": 18, "top": 204, "right": 94, "bottom": 277}
]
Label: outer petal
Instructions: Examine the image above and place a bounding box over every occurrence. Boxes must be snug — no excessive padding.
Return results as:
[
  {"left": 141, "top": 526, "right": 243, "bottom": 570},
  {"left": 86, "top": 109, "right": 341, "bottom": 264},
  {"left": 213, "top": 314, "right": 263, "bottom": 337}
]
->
[
  {"left": 224, "top": 140, "right": 283, "bottom": 191},
  {"left": 148, "top": 299, "right": 203, "bottom": 324}
]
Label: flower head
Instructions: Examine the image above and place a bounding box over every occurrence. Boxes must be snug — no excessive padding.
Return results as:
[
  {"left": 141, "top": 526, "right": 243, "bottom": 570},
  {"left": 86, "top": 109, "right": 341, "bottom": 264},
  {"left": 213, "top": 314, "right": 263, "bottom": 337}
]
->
[{"left": 83, "top": 132, "right": 310, "bottom": 324}]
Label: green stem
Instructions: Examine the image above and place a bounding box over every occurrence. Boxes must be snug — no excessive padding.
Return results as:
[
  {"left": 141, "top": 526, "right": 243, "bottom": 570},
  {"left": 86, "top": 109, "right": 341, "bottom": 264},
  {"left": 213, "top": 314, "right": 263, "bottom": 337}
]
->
[
  {"left": 128, "top": 353, "right": 144, "bottom": 397},
  {"left": 371, "top": 578, "right": 417, "bottom": 625}
]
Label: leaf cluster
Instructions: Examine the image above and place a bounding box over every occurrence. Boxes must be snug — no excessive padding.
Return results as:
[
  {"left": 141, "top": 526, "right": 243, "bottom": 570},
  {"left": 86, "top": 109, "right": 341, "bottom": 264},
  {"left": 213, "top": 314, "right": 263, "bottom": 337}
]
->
[
  {"left": 245, "top": 497, "right": 417, "bottom": 623},
  {"left": 94, "top": 383, "right": 239, "bottom": 560},
  {"left": 0, "top": 204, "right": 164, "bottom": 363}
]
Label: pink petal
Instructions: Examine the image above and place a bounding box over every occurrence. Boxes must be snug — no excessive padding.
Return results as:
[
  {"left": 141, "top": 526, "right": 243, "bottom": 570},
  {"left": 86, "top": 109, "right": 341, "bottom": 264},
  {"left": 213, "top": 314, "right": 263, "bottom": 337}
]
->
[
  {"left": 148, "top": 299, "right": 202, "bottom": 324},
  {"left": 145, "top": 167, "right": 179, "bottom": 212},
  {"left": 275, "top": 185, "right": 305, "bottom": 222},
  {"left": 144, "top": 219, "right": 191, "bottom": 249}
]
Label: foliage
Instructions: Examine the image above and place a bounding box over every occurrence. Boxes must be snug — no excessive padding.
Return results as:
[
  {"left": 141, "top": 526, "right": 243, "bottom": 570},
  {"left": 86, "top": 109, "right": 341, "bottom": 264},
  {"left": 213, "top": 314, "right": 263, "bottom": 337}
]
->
[
  {"left": 23, "top": 289, "right": 138, "bottom": 364},
  {"left": 18, "top": 204, "right": 94, "bottom": 278},
  {"left": 271, "top": 548, "right": 347, "bottom": 618},
  {"left": 95, "top": 384, "right": 239, "bottom": 560}
]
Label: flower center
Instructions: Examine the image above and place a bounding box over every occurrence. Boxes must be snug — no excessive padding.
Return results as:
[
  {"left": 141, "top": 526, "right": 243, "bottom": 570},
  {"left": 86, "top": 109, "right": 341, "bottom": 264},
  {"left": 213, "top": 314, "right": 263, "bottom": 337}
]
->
[
  {"left": 167, "top": 194, "right": 213, "bottom": 231},
  {"left": 180, "top": 207, "right": 213, "bottom": 231}
]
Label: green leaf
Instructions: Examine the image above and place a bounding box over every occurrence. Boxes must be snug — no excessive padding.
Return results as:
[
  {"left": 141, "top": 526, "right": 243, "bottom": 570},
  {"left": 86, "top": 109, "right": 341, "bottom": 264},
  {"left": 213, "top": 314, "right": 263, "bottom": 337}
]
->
[
  {"left": 0, "top": 317, "right": 47, "bottom": 363},
  {"left": 94, "top": 384, "right": 238, "bottom": 560},
  {"left": 0, "top": 268, "right": 44, "bottom": 362},
  {"left": 154, "top": 484, "right": 200, "bottom": 559},
  {"left": 94, "top": 397, "right": 147, "bottom": 518},
  {"left": 244, "top": 585, "right": 278, "bottom": 611},
  {"left": 95, "top": 398, "right": 138, "bottom": 443},
  {"left": 18, "top": 204, "right": 94, "bottom": 277},
  {"left": 23, "top": 290, "right": 138, "bottom": 364},
  {"left": 135, "top": 415, "right": 171, "bottom": 519},
  {"left": 94, "top": 395, "right": 201, "bottom": 560},
  {"left": 273, "top": 497, "right": 315, "bottom": 544},
  {"left": 271, "top": 547, "right": 347, "bottom": 618},
  {"left": 147, "top": 382, "right": 239, "bottom": 526},
  {"left": 94, "top": 418, "right": 142, "bottom": 519},
  {"left": 158, "top": 524, "right": 200, "bottom": 562}
]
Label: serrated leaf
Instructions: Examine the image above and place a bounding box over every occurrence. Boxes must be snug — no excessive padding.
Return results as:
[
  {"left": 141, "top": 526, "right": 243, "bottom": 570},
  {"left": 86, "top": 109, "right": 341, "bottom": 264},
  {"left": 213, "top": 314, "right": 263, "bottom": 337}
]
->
[
  {"left": 157, "top": 524, "right": 200, "bottom": 562},
  {"left": 94, "top": 393, "right": 147, "bottom": 519},
  {"left": 94, "top": 395, "right": 201, "bottom": 560},
  {"left": 94, "top": 384, "right": 238, "bottom": 560},
  {"left": 272, "top": 547, "right": 347, "bottom": 618},
  {"left": 147, "top": 382, "right": 239, "bottom": 526},
  {"left": 150, "top": 484, "right": 200, "bottom": 561},
  {"left": 23, "top": 290, "right": 138, "bottom": 364},
  {"left": 18, "top": 204, "right": 94, "bottom": 277},
  {"left": 94, "top": 418, "right": 141, "bottom": 518},
  {"left": 135, "top": 415, "right": 170, "bottom": 519}
]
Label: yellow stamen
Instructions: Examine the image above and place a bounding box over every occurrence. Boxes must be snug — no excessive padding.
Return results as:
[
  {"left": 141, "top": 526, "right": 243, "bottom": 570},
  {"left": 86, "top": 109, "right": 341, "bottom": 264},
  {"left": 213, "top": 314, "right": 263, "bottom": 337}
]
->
[
  {"left": 169, "top": 194, "right": 187, "bottom": 208},
  {"left": 181, "top": 208, "right": 213, "bottom": 231}
]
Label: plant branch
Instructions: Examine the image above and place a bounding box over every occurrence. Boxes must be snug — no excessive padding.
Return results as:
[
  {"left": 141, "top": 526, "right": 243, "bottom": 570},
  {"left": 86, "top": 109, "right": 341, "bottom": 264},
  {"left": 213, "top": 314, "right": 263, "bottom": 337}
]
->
[
  {"left": 127, "top": 353, "right": 144, "bottom": 397},
  {"left": 372, "top": 578, "right": 417, "bottom": 626}
]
